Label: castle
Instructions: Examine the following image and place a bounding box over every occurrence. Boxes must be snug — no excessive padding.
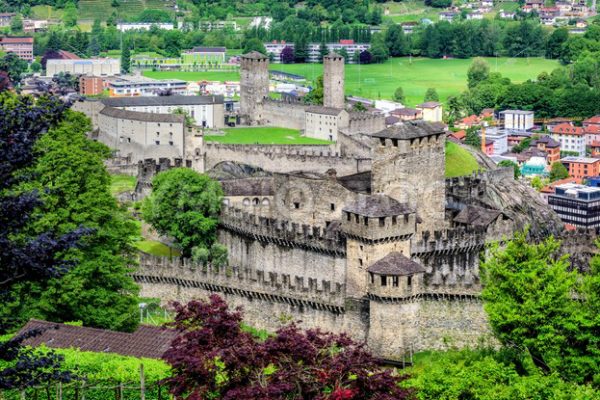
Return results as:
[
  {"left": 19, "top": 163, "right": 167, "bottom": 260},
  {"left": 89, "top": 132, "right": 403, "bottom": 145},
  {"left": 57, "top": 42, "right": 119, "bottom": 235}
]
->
[{"left": 76, "top": 52, "right": 564, "bottom": 359}]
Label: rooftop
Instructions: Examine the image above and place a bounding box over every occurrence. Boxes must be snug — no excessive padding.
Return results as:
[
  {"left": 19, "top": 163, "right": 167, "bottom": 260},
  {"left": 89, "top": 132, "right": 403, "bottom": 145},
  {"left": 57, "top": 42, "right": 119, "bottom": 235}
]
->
[
  {"left": 241, "top": 51, "right": 269, "bottom": 60},
  {"left": 416, "top": 101, "right": 442, "bottom": 108},
  {"left": 561, "top": 156, "right": 600, "bottom": 164},
  {"left": 0, "top": 36, "right": 34, "bottom": 43},
  {"left": 391, "top": 107, "right": 421, "bottom": 116},
  {"left": 342, "top": 194, "right": 412, "bottom": 218},
  {"left": 102, "top": 95, "right": 224, "bottom": 107},
  {"left": 368, "top": 252, "right": 426, "bottom": 276},
  {"left": 189, "top": 46, "right": 226, "bottom": 53},
  {"left": 306, "top": 106, "right": 345, "bottom": 116},
  {"left": 499, "top": 110, "right": 534, "bottom": 115},
  {"left": 99, "top": 106, "right": 185, "bottom": 123},
  {"left": 453, "top": 205, "right": 503, "bottom": 227},
  {"left": 371, "top": 120, "right": 445, "bottom": 140},
  {"left": 17, "top": 319, "right": 177, "bottom": 359}
]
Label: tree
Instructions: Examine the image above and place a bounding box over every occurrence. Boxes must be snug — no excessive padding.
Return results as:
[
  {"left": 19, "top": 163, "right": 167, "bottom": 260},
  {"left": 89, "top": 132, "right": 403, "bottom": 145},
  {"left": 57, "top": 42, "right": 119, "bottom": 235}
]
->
[
  {"left": 121, "top": 40, "right": 131, "bottom": 74},
  {"left": 142, "top": 168, "right": 223, "bottom": 258},
  {"left": 482, "top": 232, "right": 600, "bottom": 384},
  {"left": 549, "top": 162, "right": 569, "bottom": 181},
  {"left": 369, "top": 32, "right": 389, "bottom": 63},
  {"left": 163, "top": 295, "right": 414, "bottom": 400},
  {"left": 0, "top": 94, "right": 86, "bottom": 390},
  {"left": 464, "top": 126, "right": 481, "bottom": 147},
  {"left": 546, "top": 28, "right": 569, "bottom": 59},
  {"left": 338, "top": 47, "right": 349, "bottom": 63},
  {"left": 424, "top": 88, "right": 439, "bottom": 102},
  {"left": 385, "top": 24, "right": 408, "bottom": 57},
  {"left": 280, "top": 46, "right": 294, "bottom": 64},
  {"left": 10, "top": 14, "right": 23, "bottom": 33},
  {"left": 353, "top": 50, "right": 361, "bottom": 64},
  {"left": 4, "top": 111, "right": 140, "bottom": 332},
  {"left": 62, "top": 1, "right": 78, "bottom": 28},
  {"left": 393, "top": 86, "right": 405, "bottom": 103},
  {"left": 530, "top": 176, "right": 545, "bottom": 191},
  {"left": 304, "top": 74, "right": 324, "bottom": 105},
  {"left": 318, "top": 41, "right": 328, "bottom": 63},
  {"left": 30, "top": 61, "right": 42, "bottom": 73},
  {"left": 88, "top": 36, "right": 101, "bottom": 56},
  {"left": 467, "top": 57, "right": 490, "bottom": 89},
  {"left": 0, "top": 53, "right": 28, "bottom": 86},
  {"left": 498, "top": 160, "right": 521, "bottom": 179},
  {"left": 294, "top": 34, "right": 308, "bottom": 63},
  {"left": 242, "top": 38, "right": 267, "bottom": 55},
  {"left": 359, "top": 50, "right": 372, "bottom": 64}
]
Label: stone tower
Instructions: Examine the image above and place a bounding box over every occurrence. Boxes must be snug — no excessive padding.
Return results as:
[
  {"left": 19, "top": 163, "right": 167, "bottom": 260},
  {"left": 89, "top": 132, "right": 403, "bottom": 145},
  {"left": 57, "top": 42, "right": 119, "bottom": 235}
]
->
[
  {"left": 370, "top": 121, "right": 446, "bottom": 233},
  {"left": 240, "top": 51, "right": 269, "bottom": 125},
  {"left": 323, "top": 52, "right": 345, "bottom": 109}
]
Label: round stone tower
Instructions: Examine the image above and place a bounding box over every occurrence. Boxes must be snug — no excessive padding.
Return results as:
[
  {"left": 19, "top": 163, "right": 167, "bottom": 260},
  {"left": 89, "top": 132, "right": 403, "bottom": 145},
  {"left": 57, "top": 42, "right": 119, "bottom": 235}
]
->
[
  {"left": 323, "top": 52, "right": 345, "bottom": 109},
  {"left": 240, "top": 51, "right": 269, "bottom": 125}
]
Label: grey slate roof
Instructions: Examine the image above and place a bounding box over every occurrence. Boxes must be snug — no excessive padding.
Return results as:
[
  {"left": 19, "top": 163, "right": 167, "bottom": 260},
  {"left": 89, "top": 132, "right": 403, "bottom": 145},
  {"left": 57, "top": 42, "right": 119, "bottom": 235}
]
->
[
  {"left": 453, "top": 205, "right": 503, "bottom": 227},
  {"left": 306, "top": 106, "right": 344, "bottom": 116},
  {"left": 368, "top": 252, "right": 426, "bottom": 276},
  {"left": 371, "top": 120, "right": 445, "bottom": 140},
  {"left": 416, "top": 101, "right": 442, "bottom": 108},
  {"left": 100, "top": 106, "right": 185, "bottom": 123},
  {"left": 241, "top": 51, "right": 268, "bottom": 60},
  {"left": 220, "top": 178, "right": 274, "bottom": 196},
  {"left": 102, "top": 95, "right": 224, "bottom": 107},
  {"left": 343, "top": 194, "right": 412, "bottom": 217}
]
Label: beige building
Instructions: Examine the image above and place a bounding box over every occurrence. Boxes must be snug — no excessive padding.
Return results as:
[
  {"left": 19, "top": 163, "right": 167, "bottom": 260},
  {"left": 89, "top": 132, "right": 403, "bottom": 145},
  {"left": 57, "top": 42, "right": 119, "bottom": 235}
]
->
[
  {"left": 304, "top": 107, "right": 349, "bottom": 141},
  {"left": 46, "top": 58, "right": 121, "bottom": 77},
  {"left": 416, "top": 102, "right": 443, "bottom": 123}
]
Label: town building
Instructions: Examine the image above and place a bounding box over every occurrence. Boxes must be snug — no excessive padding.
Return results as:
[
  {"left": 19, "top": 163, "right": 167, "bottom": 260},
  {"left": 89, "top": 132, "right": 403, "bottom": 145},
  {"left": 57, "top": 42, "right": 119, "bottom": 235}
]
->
[
  {"left": 0, "top": 13, "right": 16, "bottom": 27},
  {"left": 0, "top": 36, "right": 34, "bottom": 61},
  {"left": 391, "top": 108, "right": 422, "bottom": 121},
  {"left": 521, "top": 156, "right": 547, "bottom": 176},
  {"left": 540, "top": 177, "right": 582, "bottom": 203},
  {"left": 264, "top": 40, "right": 371, "bottom": 63},
  {"left": 101, "top": 95, "right": 225, "bottom": 128},
  {"left": 483, "top": 139, "right": 495, "bottom": 156},
  {"left": 561, "top": 156, "right": 600, "bottom": 179},
  {"left": 108, "top": 77, "right": 188, "bottom": 97},
  {"left": 439, "top": 11, "right": 458, "bottom": 21},
  {"left": 550, "top": 123, "right": 586, "bottom": 156},
  {"left": 548, "top": 183, "right": 600, "bottom": 230},
  {"left": 499, "top": 110, "right": 534, "bottom": 132},
  {"left": 181, "top": 47, "right": 226, "bottom": 64},
  {"left": 79, "top": 76, "right": 104, "bottom": 96},
  {"left": 456, "top": 114, "right": 480, "bottom": 129},
  {"left": 116, "top": 22, "right": 174, "bottom": 31},
  {"left": 46, "top": 58, "right": 121, "bottom": 77},
  {"left": 448, "top": 130, "right": 466, "bottom": 141},
  {"left": 304, "top": 107, "right": 349, "bottom": 142},
  {"left": 591, "top": 141, "right": 600, "bottom": 157},
  {"left": 400, "top": 22, "right": 418, "bottom": 34},
  {"left": 532, "top": 135, "right": 561, "bottom": 164},
  {"left": 481, "top": 127, "right": 508, "bottom": 155},
  {"left": 416, "top": 102, "right": 443, "bottom": 123}
]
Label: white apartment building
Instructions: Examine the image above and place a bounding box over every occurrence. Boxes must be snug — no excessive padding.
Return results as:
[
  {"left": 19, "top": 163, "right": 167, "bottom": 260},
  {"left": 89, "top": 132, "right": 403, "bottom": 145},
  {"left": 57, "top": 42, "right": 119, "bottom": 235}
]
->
[
  {"left": 116, "top": 22, "right": 175, "bottom": 32},
  {"left": 108, "top": 78, "right": 188, "bottom": 97},
  {"left": 500, "top": 110, "right": 534, "bottom": 132},
  {"left": 264, "top": 40, "right": 371, "bottom": 63},
  {"left": 46, "top": 58, "right": 121, "bottom": 77}
]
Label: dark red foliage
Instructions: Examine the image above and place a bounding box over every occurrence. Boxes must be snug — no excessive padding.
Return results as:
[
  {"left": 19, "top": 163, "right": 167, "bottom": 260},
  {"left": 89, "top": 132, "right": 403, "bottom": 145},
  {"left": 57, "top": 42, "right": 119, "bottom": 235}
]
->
[
  {"left": 359, "top": 50, "right": 372, "bottom": 64},
  {"left": 163, "top": 295, "right": 414, "bottom": 400},
  {"left": 280, "top": 46, "right": 295, "bottom": 64}
]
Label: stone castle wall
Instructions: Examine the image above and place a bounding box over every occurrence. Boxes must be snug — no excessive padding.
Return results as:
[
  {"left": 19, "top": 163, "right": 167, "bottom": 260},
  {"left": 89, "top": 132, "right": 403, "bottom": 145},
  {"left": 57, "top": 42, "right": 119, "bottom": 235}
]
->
[
  {"left": 262, "top": 100, "right": 308, "bottom": 130},
  {"left": 204, "top": 143, "right": 371, "bottom": 175}
]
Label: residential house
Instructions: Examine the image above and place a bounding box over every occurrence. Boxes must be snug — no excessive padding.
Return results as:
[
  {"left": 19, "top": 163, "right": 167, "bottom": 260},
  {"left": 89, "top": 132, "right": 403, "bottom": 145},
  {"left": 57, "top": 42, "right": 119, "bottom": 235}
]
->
[
  {"left": 416, "top": 101, "right": 443, "bottom": 122},
  {"left": 551, "top": 123, "right": 586, "bottom": 156},
  {"left": 584, "top": 124, "right": 600, "bottom": 145},
  {"left": 561, "top": 156, "right": 600, "bottom": 179},
  {"left": 448, "top": 130, "right": 466, "bottom": 141},
  {"left": 479, "top": 108, "right": 495, "bottom": 119},
  {"left": 466, "top": 11, "right": 485, "bottom": 19},
  {"left": 499, "top": 10, "right": 516, "bottom": 18},
  {"left": 456, "top": 114, "right": 481, "bottom": 129},
  {"left": 439, "top": 12, "right": 458, "bottom": 22},
  {"left": 401, "top": 22, "right": 418, "bottom": 34},
  {"left": 0, "top": 13, "right": 15, "bottom": 27},
  {"left": 483, "top": 139, "right": 495, "bottom": 156},
  {"left": 532, "top": 135, "right": 561, "bottom": 164},
  {"left": 79, "top": 76, "right": 104, "bottom": 96},
  {"left": 583, "top": 115, "right": 600, "bottom": 128},
  {"left": 482, "top": 127, "right": 508, "bottom": 155},
  {"left": 525, "top": 0, "right": 544, "bottom": 10},
  {"left": 591, "top": 141, "right": 600, "bottom": 157},
  {"left": 391, "top": 107, "right": 422, "bottom": 121}
]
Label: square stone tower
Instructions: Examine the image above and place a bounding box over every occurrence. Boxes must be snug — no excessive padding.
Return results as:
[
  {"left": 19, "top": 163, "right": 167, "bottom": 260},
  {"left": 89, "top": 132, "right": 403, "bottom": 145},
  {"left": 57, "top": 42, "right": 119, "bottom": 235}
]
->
[
  {"left": 370, "top": 121, "right": 447, "bottom": 233},
  {"left": 240, "top": 51, "right": 269, "bottom": 125},
  {"left": 323, "top": 52, "right": 345, "bottom": 109}
]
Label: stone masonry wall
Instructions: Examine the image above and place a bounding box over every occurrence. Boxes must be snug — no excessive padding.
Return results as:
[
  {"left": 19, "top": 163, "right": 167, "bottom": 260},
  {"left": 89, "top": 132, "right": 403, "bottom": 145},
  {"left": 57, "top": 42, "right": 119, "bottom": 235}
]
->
[
  {"left": 262, "top": 100, "right": 308, "bottom": 130},
  {"left": 204, "top": 143, "right": 371, "bottom": 175}
]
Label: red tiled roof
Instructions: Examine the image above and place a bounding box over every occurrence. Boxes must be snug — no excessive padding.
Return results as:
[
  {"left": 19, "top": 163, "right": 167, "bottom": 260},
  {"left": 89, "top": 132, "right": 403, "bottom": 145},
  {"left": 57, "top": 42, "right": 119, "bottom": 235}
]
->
[
  {"left": 449, "top": 130, "right": 466, "bottom": 140},
  {"left": 551, "top": 123, "right": 583, "bottom": 135},
  {"left": 583, "top": 115, "right": 600, "bottom": 125},
  {"left": 18, "top": 319, "right": 177, "bottom": 359},
  {"left": 57, "top": 49, "right": 81, "bottom": 60},
  {"left": 591, "top": 140, "right": 600, "bottom": 147},
  {"left": 0, "top": 36, "right": 33, "bottom": 44},
  {"left": 459, "top": 114, "right": 480, "bottom": 125},
  {"left": 541, "top": 177, "right": 582, "bottom": 193},
  {"left": 584, "top": 125, "right": 600, "bottom": 134}
]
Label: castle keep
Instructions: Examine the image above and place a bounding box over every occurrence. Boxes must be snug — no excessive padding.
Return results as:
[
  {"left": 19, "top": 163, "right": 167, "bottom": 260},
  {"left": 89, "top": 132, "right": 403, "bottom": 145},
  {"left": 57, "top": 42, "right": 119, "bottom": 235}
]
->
[{"left": 74, "top": 51, "right": 563, "bottom": 359}]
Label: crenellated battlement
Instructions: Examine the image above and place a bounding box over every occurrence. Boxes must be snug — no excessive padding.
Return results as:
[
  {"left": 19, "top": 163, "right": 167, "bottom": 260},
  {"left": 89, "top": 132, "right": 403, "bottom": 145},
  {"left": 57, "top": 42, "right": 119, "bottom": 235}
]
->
[
  {"left": 204, "top": 142, "right": 339, "bottom": 158},
  {"left": 446, "top": 167, "right": 513, "bottom": 189},
  {"left": 219, "top": 206, "right": 347, "bottom": 255},
  {"left": 411, "top": 227, "right": 488, "bottom": 256},
  {"left": 134, "top": 253, "right": 346, "bottom": 310}
]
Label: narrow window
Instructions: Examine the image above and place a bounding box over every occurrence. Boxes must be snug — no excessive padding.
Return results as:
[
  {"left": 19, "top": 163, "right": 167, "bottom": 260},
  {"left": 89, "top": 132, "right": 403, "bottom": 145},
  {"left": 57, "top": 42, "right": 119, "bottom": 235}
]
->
[
  {"left": 155, "top": 140, "right": 160, "bottom": 145},
  {"left": 380, "top": 275, "right": 387, "bottom": 286},
  {"left": 407, "top": 276, "right": 412, "bottom": 287},
  {"left": 379, "top": 217, "right": 385, "bottom": 227},
  {"left": 330, "top": 203, "right": 335, "bottom": 211},
  {"left": 294, "top": 202, "right": 300, "bottom": 209},
  {"left": 392, "top": 276, "right": 399, "bottom": 287},
  {"left": 359, "top": 258, "right": 363, "bottom": 266}
]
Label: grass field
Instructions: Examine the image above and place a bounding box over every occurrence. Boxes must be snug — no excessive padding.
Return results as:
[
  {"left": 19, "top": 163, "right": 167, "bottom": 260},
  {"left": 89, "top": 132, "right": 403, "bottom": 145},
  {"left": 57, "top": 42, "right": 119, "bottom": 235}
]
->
[
  {"left": 143, "top": 57, "right": 559, "bottom": 106},
  {"left": 445, "top": 141, "right": 481, "bottom": 178},
  {"left": 135, "top": 239, "right": 181, "bottom": 257},
  {"left": 110, "top": 174, "right": 137, "bottom": 195},
  {"left": 205, "top": 127, "right": 333, "bottom": 145},
  {"left": 76, "top": 0, "right": 175, "bottom": 20}
]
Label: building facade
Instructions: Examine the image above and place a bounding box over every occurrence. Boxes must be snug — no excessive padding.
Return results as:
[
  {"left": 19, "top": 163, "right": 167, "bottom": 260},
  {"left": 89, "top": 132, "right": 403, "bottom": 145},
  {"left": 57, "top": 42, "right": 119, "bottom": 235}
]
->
[
  {"left": 79, "top": 76, "right": 104, "bottom": 96},
  {"left": 46, "top": 58, "right": 121, "bottom": 77},
  {"left": 101, "top": 95, "right": 225, "bottom": 128},
  {"left": 500, "top": 110, "right": 534, "bottom": 132},
  {"left": 304, "top": 107, "right": 349, "bottom": 141},
  {"left": 264, "top": 40, "right": 371, "bottom": 63},
  {"left": 551, "top": 123, "right": 586, "bottom": 156},
  {"left": 416, "top": 102, "right": 443, "bottom": 123},
  {"left": 0, "top": 36, "right": 34, "bottom": 61},
  {"left": 323, "top": 52, "right": 345, "bottom": 109},
  {"left": 181, "top": 47, "right": 226, "bottom": 64},
  {"left": 548, "top": 183, "right": 600, "bottom": 229},
  {"left": 239, "top": 51, "right": 269, "bottom": 125},
  {"left": 561, "top": 156, "right": 600, "bottom": 179},
  {"left": 108, "top": 78, "right": 188, "bottom": 97}
]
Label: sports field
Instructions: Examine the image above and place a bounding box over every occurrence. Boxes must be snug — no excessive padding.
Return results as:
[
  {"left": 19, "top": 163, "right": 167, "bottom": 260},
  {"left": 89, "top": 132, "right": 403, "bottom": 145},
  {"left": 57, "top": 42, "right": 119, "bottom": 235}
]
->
[
  {"left": 205, "top": 127, "right": 333, "bottom": 145},
  {"left": 143, "top": 57, "right": 559, "bottom": 106}
]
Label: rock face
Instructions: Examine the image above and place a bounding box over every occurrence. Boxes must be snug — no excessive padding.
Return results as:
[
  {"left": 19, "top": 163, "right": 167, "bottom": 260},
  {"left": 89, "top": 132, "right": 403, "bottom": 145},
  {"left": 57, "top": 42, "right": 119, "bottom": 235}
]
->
[{"left": 206, "top": 161, "right": 272, "bottom": 181}]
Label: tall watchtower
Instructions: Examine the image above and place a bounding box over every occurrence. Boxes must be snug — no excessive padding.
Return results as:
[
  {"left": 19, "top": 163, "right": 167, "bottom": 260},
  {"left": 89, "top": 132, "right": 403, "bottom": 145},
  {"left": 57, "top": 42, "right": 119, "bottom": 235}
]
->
[
  {"left": 323, "top": 52, "right": 345, "bottom": 109},
  {"left": 240, "top": 51, "right": 269, "bottom": 125},
  {"left": 370, "top": 121, "right": 447, "bottom": 233}
]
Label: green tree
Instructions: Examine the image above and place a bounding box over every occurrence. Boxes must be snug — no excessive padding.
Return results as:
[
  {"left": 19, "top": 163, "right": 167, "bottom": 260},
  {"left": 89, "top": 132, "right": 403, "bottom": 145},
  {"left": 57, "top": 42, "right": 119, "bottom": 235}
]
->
[
  {"left": 546, "top": 28, "right": 569, "bottom": 59},
  {"left": 530, "top": 176, "right": 545, "bottom": 191},
  {"left": 30, "top": 61, "right": 42, "bottom": 73},
  {"left": 384, "top": 24, "right": 408, "bottom": 57},
  {"left": 369, "top": 32, "right": 389, "bottom": 63},
  {"left": 142, "top": 168, "right": 223, "bottom": 258},
  {"left": 549, "top": 162, "right": 569, "bottom": 181},
  {"left": 465, "top": 126, "right": 481, "bottom": 148},
  {"left": 498, "top": 160, "right": 520, "bottom": 179},
  {"left": 62, "top": 1, "right": 78, "bottom": 28},
  {"left": 294, "top": 34, "right": 308, "bottom": 62},
  {"left": 338, "top": 47, "right": 349, "bottom": 63},
  {"left": 10, "top": 14, "right": 23, "bottom": 33},
  {"left": 467, "top": 57, "right": 490, "bottom": 89},
  {"left": 318, "top": 41, "right": 328, "bottom": 63},
  {"left": 393, "top": 86, "right": 405, "bottom": 103},
  {"left": 0, "top": 53, "right": 28, "bottom": 85},
  {"left": 6, "top": 111, "right": 139, "bottom": 332},
  {"left": 242, "top": 38, "right": 267, "bottom": 55},
  {"left": 424, "top": 88, "right": 439, "bottom": 102},
  {"left": 304, "top": 75, "right": 324, "bottom": 105},
  {"left": 121, "top": 40, "right": 131, "bottom": 74}
]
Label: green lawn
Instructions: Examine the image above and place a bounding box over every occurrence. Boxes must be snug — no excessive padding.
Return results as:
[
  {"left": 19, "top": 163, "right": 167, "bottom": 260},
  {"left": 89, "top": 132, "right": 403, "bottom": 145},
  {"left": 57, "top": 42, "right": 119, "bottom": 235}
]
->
[
  {"left": 31, "top": 5, "right": 64, "bottom": 19},
  {"left": 205, "top": 127, "right": 334, "bottom": 145},
  {"left": 135, "top": 239, "right": 181, "bottom": 257},
  {"left": 110, "top": 174, "right": 137, "bottom": 195},
  {"left": 143, "top": 57, "right": 559, "bottom": 106},
  {"left": 445, "top": 141, "right": 481, "bottom": 178}
]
